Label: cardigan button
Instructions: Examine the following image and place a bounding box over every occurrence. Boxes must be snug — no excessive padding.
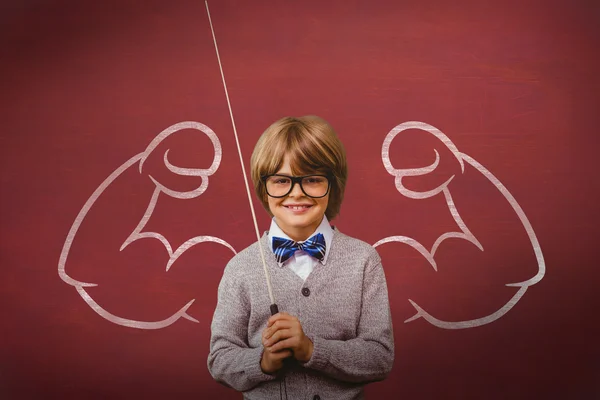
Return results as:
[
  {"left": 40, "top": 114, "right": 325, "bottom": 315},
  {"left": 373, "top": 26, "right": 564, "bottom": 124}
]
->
[
  {"left": 313, "top": 395, "right": 321, "bottom": 400},
  {"left": 301, "top": 287, "right": 310, "bottom": 297}
]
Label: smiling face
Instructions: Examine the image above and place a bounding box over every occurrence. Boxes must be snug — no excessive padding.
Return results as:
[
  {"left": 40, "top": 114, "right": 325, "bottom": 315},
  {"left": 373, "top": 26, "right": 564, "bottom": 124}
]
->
[
  {"left": 268, "top": 154, "right": 329, "bottom": 241},
  {"left": 251, "top": 116, "right": 348, "bottom": 232}
]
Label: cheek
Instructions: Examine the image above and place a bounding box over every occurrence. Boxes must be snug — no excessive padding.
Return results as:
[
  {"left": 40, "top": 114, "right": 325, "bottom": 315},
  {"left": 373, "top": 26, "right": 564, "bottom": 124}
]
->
[
  {"left": 267, "top": 197, "right": 282, "bottom": 213},
  {"left": 317, "top": 196, "right": 330, "bottom": 210}
]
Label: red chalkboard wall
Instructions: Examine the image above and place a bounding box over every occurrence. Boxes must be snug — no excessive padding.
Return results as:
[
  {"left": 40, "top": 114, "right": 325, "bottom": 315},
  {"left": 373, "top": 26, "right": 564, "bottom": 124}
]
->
[{"left": 1, "top": 0, "right": 598, "bottom": 398}]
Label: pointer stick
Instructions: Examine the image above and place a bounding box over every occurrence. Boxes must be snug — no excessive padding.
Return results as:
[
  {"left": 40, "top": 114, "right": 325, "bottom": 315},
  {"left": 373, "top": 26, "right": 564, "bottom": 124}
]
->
[{"left": 205, "top": 1, "right": 279, "bottom": 315}]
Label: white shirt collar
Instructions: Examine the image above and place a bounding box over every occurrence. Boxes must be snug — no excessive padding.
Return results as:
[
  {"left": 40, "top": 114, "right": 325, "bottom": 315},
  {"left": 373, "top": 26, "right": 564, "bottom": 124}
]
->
[{"left": 268, "top": 216, "right": 334, "bottom": 267}]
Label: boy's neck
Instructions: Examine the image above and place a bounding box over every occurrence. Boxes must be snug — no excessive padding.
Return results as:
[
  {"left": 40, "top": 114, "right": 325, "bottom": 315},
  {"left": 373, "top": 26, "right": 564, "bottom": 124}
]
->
[
  {"left": 281, "top": 227, "right": 316, "bottom": 242},
  {"left": 274, "top": 218, "right": 322, "bottom": 242}
]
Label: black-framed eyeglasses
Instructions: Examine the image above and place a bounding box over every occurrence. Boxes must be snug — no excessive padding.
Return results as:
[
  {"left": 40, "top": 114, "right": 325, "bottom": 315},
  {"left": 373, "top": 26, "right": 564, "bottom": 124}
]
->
[{"left": 261, "top": 174, "right": 331, "bottom": 198}]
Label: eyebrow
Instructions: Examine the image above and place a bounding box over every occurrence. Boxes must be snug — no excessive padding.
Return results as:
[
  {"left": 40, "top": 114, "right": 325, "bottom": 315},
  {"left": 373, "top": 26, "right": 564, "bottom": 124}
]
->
[{"left": 270, "top": 173, "right": 328, "bottom": 177}]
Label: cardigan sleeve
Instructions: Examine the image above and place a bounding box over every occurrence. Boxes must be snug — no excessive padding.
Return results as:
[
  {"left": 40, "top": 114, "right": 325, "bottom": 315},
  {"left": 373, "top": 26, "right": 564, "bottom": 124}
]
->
[
  {"left": 207, "top": 260, "right": 277, "bottom": 391},
  {"left": 301, "top": 257, "right": 395, "bottom": 383}
]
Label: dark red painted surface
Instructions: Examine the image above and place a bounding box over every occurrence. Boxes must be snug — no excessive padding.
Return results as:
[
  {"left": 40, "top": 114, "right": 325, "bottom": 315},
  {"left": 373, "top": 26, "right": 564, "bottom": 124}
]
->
[{"left": 1, "top": 0, "right": 598, "bottom": 398}]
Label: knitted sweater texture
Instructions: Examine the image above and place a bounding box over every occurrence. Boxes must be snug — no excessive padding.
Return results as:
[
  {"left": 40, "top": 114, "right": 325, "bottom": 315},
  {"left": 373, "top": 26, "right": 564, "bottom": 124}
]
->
[{"left": 207, "top": 228, "right": 394, "bottom": 399}]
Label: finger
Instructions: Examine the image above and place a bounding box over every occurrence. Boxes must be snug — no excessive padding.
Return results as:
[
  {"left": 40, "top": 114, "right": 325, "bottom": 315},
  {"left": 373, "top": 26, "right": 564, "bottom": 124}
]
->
[
  {"left": 264, "top": 320, "right": 293, "bottom": 339},
  {"left": 263, "top": 343, "right": 292, "bottom": 357},
  {"left": 272, "top": 349, "right": 293, "bottom": 360},
  {"left": 267, "top": 312, "right": 291, "bottom": 327},
  {"left": 269, "top": 337, "right": 298, "bottom": 353},
  {"left": 267, "top": 318, "right": 301, "bottom": 338},
  {"left": 264, "top": 328, "right": 293, "bottom": 347},
  {"left": 264, "top": 349, "right": 292, "bottom": 364},
  {"left": 265, "top": 320, "right": 293, "bottom": 337},
  {"left": 264, "top": 327, "right": 290, "bottom": 346},
  {"left": 267, "top": 312, "right": 293, "bottom": 325}
]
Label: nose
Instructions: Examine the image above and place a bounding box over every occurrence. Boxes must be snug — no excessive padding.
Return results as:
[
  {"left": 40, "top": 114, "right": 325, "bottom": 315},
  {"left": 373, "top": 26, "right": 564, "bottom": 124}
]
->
[{"left": 288, "top": 180, "right": 305, "bottom": 197}]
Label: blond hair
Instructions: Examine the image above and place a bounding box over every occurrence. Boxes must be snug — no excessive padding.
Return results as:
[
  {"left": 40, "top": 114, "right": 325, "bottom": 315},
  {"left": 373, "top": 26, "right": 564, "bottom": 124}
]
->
[{"left": 250, "top": 116, "right": 348, "bottom": 220}]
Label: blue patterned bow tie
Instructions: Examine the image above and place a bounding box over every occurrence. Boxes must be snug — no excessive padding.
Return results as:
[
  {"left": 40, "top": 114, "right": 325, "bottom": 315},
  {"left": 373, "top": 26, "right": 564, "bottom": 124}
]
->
[{"left": 272, "top": 233, "right": 326, "bottom": 264}]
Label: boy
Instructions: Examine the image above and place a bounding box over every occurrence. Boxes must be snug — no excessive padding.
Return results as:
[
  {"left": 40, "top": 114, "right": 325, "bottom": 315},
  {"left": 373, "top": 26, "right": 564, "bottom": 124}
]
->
[{"left": 208, "top": 116, "right": 394, "bottom": 399}]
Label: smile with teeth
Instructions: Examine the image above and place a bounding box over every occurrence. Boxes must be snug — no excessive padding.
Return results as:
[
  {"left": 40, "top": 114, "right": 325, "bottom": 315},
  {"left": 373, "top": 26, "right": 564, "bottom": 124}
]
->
[{"left": 285, "top": 205, "right": 312, "bottom": 211}]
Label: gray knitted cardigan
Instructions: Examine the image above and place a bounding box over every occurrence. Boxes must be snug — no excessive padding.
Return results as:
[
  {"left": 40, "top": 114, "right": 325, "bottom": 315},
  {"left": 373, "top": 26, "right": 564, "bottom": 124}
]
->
[{"left": 208, "top": 228, "right": 394, "bottom": 399}]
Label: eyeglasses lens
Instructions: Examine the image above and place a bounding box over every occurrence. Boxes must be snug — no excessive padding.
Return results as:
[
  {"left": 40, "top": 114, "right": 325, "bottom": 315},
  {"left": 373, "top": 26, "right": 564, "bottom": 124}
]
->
[{"left": 265, "top": 175, "right": 329, "bottom": 198}]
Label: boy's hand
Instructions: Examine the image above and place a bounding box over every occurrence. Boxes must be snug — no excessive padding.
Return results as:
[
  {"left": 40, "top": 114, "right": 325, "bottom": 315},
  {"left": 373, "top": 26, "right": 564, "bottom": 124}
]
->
[
  {"left": 262, "top": 312, "right": 314, "bottom": 363},
  {"left": 260, "top": 341, "right": 292, "bottom": 375}
]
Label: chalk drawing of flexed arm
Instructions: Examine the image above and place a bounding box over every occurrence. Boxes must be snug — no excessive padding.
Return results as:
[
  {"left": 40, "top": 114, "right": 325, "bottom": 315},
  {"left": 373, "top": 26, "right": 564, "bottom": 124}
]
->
[
  {"left": 375, "top": 121, "right": 545, "bottom": 329},
  {"left": 58, "top": 121, "right": 235, "bottom": 329}
]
